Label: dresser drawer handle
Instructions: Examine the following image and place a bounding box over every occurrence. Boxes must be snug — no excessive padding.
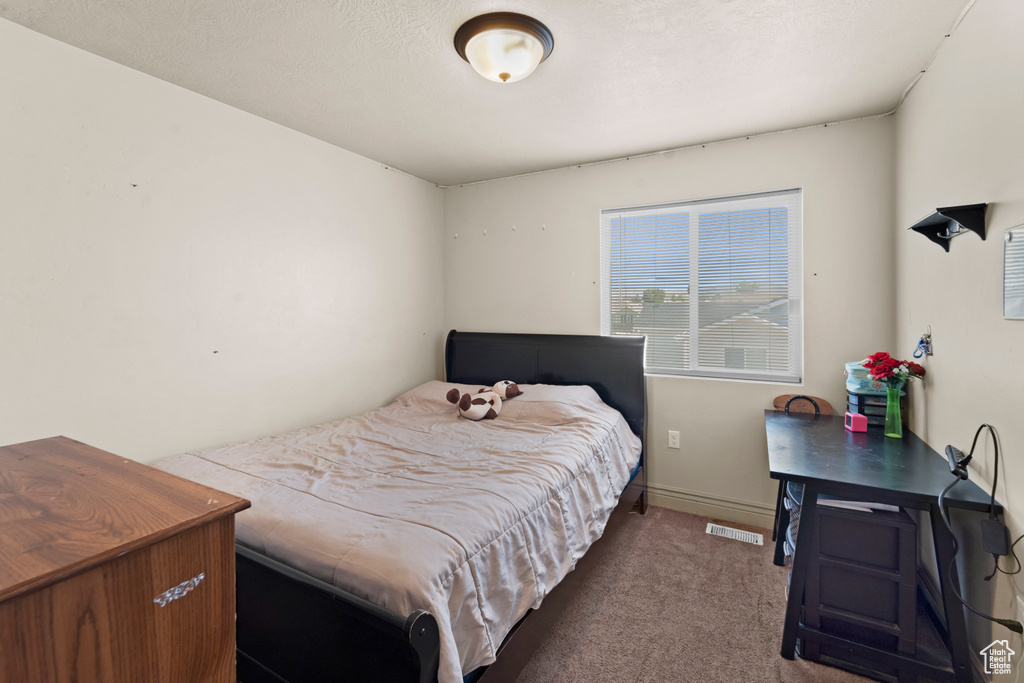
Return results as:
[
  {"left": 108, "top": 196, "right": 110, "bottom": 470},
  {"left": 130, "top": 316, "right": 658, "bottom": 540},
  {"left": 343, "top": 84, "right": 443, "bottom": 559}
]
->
[{"left": 154, "top": 573, "right": 205, "bottom": 607}]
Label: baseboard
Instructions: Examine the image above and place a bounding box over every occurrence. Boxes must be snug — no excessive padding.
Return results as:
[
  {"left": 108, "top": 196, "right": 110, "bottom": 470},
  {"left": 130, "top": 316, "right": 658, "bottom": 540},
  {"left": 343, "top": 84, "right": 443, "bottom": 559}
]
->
[{"left": 648, "top": 484, "right": 776, "bottom": 530}]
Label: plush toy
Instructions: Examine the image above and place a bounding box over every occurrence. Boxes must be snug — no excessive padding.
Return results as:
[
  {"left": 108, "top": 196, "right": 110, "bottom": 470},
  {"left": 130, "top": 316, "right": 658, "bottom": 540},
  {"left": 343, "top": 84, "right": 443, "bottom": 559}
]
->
[
  {"left": 445, "top": 381, "right": 522, "bottom": 421},
  {"left": 446, "top": 388, "right": 502, "bottom": 420},
  {"left": 483, "top": 380, "right": 522, "bottom": 400}
]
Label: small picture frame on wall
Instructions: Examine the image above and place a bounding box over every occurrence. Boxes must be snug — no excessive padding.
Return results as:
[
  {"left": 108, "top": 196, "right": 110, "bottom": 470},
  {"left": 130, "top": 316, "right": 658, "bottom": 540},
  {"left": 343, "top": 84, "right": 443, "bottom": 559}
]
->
[{"left": 1004, "top": 225, "right": 1024, "bottom": 319}]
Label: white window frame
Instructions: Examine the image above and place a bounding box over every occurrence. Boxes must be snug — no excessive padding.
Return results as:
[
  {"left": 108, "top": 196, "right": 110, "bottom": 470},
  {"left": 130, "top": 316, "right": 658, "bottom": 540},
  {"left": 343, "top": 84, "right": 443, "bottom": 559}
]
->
[{"left": 600, "top": 188, "right": 803, "bottom": 383}]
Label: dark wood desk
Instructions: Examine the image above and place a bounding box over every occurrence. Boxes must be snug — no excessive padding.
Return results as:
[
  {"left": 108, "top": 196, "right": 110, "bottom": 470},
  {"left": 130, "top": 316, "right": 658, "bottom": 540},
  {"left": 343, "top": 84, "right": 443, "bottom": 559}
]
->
[{"left": 766, "top": 411, "right": 1000, "bottom": 683}]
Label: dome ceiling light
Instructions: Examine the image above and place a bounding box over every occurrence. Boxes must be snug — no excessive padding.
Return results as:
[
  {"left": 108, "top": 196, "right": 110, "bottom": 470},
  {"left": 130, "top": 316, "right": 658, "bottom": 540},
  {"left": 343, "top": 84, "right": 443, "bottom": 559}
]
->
[{"left": 454, "top": 12, "right": 554, "bottom": 84}]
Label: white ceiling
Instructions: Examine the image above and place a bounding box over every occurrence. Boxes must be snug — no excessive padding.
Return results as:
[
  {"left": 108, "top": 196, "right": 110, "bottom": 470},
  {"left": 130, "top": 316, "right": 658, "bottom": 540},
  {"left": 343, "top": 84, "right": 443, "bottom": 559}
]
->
[{"left": 2, "top": 0, "right": 970, "bottom": 186}]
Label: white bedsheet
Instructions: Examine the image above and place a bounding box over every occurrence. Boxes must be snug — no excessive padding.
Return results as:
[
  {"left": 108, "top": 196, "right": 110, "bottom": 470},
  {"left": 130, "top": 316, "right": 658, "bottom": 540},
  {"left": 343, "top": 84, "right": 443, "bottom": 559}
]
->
[{"left": 154, "top": 381, "right": 642, "bottom": 683}]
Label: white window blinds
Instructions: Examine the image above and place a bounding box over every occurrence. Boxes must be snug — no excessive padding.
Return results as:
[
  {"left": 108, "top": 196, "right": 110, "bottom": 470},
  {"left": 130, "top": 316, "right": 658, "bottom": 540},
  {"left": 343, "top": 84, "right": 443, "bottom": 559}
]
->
[{"left": 601, "top": 188, "right": 802, "bottom": 383}]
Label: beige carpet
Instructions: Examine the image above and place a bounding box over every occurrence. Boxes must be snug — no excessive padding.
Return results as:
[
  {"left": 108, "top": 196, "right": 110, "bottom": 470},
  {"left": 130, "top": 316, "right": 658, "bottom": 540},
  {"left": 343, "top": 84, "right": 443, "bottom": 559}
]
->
[{"left": 514, "top": 506, "right": 869, "bottom": 683}]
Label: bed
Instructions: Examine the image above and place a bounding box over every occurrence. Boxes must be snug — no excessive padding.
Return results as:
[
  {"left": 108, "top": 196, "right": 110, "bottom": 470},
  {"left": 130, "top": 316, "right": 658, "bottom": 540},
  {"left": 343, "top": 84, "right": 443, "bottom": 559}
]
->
[{"left": 155, "top": 330, "right": 647, "bottom": 683}]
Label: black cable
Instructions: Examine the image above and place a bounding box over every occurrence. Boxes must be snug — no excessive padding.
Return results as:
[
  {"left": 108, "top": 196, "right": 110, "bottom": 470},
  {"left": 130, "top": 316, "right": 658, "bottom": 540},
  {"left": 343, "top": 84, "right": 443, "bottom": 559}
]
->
[
  {"left": 975, "top": 424, "right": 1002, "bottom": 577},
  {"left": 959, "top": 424, "right": 999, "bottom": 517},
  {"left": 971, "top": 425, "right": 1010, "bottom": 577},
  {"left": 936, "top": 463, "right": 1022, "bottom": 633},
  {"left": 989, "top": 532, "right": 1024, "bottom": 578},
  {"left": 969, "top": 426, "right": 1022, "bottom": 580},
  {"left": 937, "top": 477, "right": 959, "bottom": 537},
  {"left": 984, "top": 557, "right": 999, "bottom": 581},
  {"left": 991, "top": 429, "right": 999, "bottom": 518}
]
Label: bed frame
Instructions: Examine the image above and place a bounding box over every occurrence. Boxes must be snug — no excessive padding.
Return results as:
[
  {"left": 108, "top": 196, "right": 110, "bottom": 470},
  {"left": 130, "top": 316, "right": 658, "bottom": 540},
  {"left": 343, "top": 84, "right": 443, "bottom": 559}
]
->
[{"left": 236, "top": 330, "right": 647, "bottom": 683}]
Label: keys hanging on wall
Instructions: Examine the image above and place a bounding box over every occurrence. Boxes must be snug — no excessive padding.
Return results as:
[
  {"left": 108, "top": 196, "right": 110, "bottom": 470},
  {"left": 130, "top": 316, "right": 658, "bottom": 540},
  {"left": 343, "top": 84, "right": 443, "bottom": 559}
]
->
[{"left": 913, "top": 327, "right": 933, "bottom": 359}]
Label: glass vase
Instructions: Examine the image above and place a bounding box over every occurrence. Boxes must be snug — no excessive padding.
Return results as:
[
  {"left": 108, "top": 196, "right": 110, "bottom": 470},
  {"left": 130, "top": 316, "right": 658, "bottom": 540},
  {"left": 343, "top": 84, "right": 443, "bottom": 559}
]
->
[{"left": 884, "top": 384, "right": 903, "bottom": 439}]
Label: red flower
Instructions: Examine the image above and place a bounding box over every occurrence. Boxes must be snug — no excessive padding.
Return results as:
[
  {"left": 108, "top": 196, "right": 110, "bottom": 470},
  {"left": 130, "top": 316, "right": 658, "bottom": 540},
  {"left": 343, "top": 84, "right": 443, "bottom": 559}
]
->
[
  {"left": 871, "top": 367, "right": 894, "bottom": 380},
  {"left": 861, "top": 351, "right": 927, "bottom": 387}
]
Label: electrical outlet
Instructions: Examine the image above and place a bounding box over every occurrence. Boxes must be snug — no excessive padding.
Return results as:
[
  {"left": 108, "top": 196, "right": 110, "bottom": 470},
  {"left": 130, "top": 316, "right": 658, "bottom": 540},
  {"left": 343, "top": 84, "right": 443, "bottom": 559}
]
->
[
  {"left": 668, "top": 430, "right": 680, "bottom": 450},
  {"left": 1016, "top": 596, "right": 1024, "bottom": 626}
]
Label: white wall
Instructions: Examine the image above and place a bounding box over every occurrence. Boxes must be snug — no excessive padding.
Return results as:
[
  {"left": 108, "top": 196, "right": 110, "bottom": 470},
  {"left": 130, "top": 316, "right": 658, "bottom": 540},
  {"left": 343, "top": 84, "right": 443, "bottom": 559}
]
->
[
  {"left": 445, "top": 118, "right": 896, "bottom": 525},
  {"left": 0, "top": 19, "right": 445, "bottom": 462},
  {"left": 894, "top": 0, "right": 1024, "bottom": 653}
]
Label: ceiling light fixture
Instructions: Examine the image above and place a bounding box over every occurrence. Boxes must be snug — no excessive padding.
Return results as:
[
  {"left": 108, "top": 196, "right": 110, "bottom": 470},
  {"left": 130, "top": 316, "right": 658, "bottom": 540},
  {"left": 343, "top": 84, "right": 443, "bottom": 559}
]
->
[{"left": 454, "top": 12, "right": 554, "bottom": 84}]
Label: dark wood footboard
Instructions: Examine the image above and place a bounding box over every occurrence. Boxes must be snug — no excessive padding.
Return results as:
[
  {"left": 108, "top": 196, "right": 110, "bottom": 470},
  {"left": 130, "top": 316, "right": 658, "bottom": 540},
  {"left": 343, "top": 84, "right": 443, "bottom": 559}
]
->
[{"left": 235, "top": 544, "right": 440, "bottom": 683}]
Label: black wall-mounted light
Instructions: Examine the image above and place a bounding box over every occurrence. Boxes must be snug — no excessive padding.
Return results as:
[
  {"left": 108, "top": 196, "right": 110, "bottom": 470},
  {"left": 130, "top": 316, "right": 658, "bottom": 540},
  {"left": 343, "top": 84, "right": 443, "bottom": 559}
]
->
[{"left": 909, "top": 203, "right": 988, "bottom": 252}]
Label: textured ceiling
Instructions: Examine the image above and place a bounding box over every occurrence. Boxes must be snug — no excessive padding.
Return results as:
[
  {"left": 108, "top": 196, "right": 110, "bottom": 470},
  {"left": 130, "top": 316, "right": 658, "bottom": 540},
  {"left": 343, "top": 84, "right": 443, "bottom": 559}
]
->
[{"left": 1, "top": 0, "right": 970, "bottom": 185}]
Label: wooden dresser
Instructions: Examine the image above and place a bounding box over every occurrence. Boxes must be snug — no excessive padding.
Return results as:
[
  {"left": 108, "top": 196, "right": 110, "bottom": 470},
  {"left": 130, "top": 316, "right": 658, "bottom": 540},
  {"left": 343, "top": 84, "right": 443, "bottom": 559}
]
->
[{"left": 0, "top": 436, "right": 250, "bottom": 683}]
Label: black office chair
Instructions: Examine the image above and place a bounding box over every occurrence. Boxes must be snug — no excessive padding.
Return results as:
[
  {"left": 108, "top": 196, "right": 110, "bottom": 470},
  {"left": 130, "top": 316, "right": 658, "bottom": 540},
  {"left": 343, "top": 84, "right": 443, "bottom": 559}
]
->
[
  {"left": 772, "top": 394, "right": 833, "bottom": 416},
  {"left": 770, "top": 394, "right": 833, "bottom": 564}
]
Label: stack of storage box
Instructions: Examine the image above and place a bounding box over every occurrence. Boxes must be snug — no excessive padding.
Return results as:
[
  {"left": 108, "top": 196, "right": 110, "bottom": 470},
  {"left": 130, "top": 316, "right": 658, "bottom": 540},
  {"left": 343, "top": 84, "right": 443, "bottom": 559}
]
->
[{"left": 845, "top": 361, "right": 907, "bottom": 428}]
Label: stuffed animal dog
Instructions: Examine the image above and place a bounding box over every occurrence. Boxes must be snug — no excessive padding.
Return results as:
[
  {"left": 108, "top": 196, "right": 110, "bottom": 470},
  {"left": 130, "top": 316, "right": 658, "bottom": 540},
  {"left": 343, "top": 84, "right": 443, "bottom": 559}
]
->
[
  {"left": 446, "top": 388, "right": 502, "bottom": 420},
  {"left": 445, "top": 381, "right": 522, "bottom": 420},
  {"left": 485, "top": 380, "right": 522, "bottom": 400}
]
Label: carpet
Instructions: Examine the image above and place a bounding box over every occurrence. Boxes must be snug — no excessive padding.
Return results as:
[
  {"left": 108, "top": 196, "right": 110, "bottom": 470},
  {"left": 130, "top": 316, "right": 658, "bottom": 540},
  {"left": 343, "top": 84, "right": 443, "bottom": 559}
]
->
[{"left": 513, "top": 506, "right": 869, "bottom": 682}]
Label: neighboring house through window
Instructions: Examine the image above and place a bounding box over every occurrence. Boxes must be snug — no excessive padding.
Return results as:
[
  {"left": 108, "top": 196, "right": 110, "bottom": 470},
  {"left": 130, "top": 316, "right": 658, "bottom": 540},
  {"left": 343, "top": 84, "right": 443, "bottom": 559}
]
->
[
  {"left": 600, "top": 188, "right": 802, "bottom": 383},
  {"left": 724, "top": 346, "right": 768, "bottom": 370}
]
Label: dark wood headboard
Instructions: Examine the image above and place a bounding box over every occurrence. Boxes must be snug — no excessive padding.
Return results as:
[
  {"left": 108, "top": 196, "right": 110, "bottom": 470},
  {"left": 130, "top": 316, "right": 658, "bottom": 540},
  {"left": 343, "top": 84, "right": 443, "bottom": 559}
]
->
[{"left": 444, "top": 330, "right": 647, "bottom": 443}]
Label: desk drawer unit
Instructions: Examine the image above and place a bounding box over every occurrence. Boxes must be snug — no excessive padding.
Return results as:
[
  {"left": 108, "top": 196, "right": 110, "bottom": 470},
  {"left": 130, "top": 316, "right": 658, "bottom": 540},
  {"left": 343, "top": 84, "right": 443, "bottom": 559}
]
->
[{"left": 803, "top": 506, "right": 918, "bottom": 661}]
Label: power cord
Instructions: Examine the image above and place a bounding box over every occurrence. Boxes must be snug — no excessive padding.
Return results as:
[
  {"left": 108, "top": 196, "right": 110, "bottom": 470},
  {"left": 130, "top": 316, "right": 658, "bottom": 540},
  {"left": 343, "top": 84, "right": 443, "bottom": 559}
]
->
[
  {"left": 985, "top": 533, "right": 1024, "bottom": 580},
  {"left": 967, "top": 423, "right": 1024, "bottom": 579},
  {"left": 937, "top": 424, "right": 1022, "bottom": 634}
]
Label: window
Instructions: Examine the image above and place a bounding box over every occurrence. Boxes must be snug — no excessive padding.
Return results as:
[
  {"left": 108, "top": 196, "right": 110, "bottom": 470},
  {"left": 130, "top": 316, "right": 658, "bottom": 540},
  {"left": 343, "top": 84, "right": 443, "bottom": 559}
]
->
[{"left": 600, "top": 188, "right": 802, "bottom": 382}]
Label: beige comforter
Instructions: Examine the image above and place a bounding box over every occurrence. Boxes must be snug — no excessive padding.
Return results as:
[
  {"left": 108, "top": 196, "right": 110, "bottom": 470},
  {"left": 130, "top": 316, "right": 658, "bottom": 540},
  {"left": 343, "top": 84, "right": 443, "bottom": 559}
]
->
[{"left": 155, "top": 381, "right": 642, "bottom": 683}]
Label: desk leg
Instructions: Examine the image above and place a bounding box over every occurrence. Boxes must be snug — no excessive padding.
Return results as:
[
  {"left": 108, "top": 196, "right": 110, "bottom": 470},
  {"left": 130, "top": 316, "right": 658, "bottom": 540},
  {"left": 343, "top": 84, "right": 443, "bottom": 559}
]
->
[
  {"left": 772, "top": 480, "right": 790, "bottom": 567},
  {"left": 781, "top": 484, "right": 817, "bottom": 660},
  {"left": 929, "top": 505, "right": 971, "bottom": 683},
  {"left": 772, "top": 480, "right": 785, "bottom": 542}
]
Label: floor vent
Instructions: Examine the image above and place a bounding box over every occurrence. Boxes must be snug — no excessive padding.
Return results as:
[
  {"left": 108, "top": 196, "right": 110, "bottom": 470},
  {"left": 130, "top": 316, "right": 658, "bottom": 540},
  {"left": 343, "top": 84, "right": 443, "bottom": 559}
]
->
[{"left": 706, "top": 523, "right": 764, "bottom": 545}]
